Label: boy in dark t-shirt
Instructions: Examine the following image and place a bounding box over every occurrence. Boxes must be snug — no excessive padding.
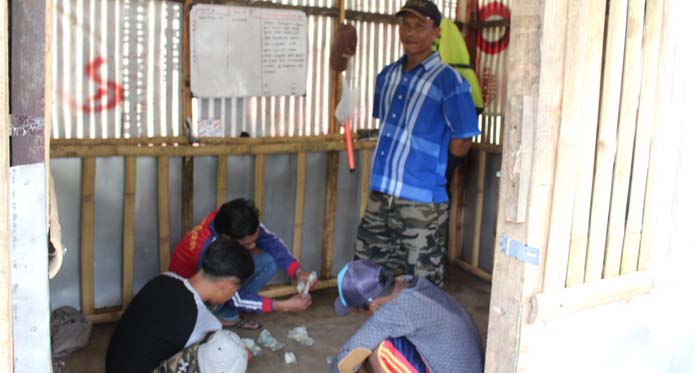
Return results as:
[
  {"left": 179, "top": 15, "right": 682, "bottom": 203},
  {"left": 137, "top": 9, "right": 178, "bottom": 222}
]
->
[{"left": 106, "top": 239, "right": 254, "bottom": 373}]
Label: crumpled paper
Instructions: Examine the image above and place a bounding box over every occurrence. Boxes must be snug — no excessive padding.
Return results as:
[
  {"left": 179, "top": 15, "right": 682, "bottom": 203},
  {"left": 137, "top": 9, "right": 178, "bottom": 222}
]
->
[
  {"left": 241, "top": 337, "right": 263, "bottom": 357},
  {"left": 257, "top": 329, "right": 285, "bottom": 351},
  {"left": 284, "top": 351, "right": 297, "bottom": 365},
  {"left": 296, "top": 271, "right": 318, "bottom": 298},
  {"left": 287, "top": 325, "right": 315, "bottom": 346}
]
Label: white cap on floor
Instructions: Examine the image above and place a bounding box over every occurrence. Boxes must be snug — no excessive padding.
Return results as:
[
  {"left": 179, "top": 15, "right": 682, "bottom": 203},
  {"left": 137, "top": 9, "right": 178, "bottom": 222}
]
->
[{"left": 198, "top": 330, "right": 248, "bottom": 373}]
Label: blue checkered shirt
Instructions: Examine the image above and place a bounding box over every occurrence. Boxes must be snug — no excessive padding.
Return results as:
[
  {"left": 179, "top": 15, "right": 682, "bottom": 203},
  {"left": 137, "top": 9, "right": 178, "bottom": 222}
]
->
[{"left": 370, "top": 52, "right": 480, "bottom": 203}]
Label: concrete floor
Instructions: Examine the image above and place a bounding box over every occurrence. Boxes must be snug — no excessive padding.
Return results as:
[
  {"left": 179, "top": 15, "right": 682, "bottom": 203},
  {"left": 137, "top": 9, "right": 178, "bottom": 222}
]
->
[{"left": 57, "top": 265, "right": 490, "bottom": 373}]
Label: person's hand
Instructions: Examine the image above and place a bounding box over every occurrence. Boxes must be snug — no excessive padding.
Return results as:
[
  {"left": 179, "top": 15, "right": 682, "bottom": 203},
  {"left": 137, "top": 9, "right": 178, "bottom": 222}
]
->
[
  {"left": 245, "top": 346, "right": 253, "bottom": 364},
  {"left": 296, "top": 268, "right": 318, "bottom": 289},
  {"left": 274, "top": 293, "right": 312, "bottom": 312}
]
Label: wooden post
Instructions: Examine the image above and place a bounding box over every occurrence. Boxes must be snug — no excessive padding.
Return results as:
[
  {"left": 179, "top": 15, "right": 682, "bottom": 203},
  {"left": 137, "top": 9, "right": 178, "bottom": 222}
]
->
[
  {"left": 157, "top": 157, "right": 171, "bottom": 272},
  {"left": 0, "top": 0, "right": 12, "bottom": 367},
  {"left": 485, "top": 1, "right": 568, "bottom": 371},
  {"left": 292, "top": 152, "right": 307, "bottom": 259},
  {"left": 216, "top": 155, "right": 228, "bottom": 207},
  {"left": 359, "top": 149, "right": 371, "bottom": 217},
  {"left": 122, "top": 157, "right": 136, "bottom": 307},
  {"left": 80, "top": 157, "right": 97, "bottom": 315},
  {"left": 254, "top": 154, "right": 265, "bottom": 214},
  {"left": 181, "top": 0, "right": 195, "bottom": 232},
  {"left": 321, "top": 0, "right": 346, "bottom": 279}
]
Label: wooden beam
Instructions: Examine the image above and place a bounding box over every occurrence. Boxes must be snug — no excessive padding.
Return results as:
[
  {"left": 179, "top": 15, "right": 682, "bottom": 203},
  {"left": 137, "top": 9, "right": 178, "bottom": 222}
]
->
[
  {"left": 0, "top": 0, "right": 12, "bottom": 366},
  {"left": 216, "top": 155, "right": 228, "bottom": 207},
  {"left": 122, "top": 157, "right": 136, "bottom": 307},
  {"left": 292, "top": 152, "right": 307, "bottom": 259},
  {"left": 80, "top": 157, "right": 97, "bottom": 315},
  {"left": 585, "top": 0, "right": 629, "bottom": 283},
  {"left": 529, "top": 272, "right": 654, "bottom": 324},
  {"left": 453, "top": 259, "right": 492, "bottom": 282},
  {"left": 621, "top": 0, "right": 665, "bottom": 275},
  {"left": 254, "top": 154, "right": 265, "bottom": 214},
  {"left": 471, "top": 151, "right": 487, "bottom": 268},
  {"left": 604, "top": 0, "right": 647, "bottom": 279},
  {"left": 565, "top": 0, "right": 607, "bottom": 287},
  {"left": 157, "top": 157, "right": 171, "bottom": 272}
]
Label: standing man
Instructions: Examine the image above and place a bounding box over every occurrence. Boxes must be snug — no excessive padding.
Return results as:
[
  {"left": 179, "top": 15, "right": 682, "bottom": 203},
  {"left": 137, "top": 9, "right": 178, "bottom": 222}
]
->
[
  {"left": 355, "top": 0, "right": 480, "bottom": 287},
  {"left": 169, "top": 198, "right": 316, "bottom": 329}
]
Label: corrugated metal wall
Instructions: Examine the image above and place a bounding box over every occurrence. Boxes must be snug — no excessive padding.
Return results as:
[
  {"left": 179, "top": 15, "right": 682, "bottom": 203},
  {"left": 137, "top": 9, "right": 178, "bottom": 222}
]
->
[{"left": 53, "top": 0, "right": 182, "bottom": 139}]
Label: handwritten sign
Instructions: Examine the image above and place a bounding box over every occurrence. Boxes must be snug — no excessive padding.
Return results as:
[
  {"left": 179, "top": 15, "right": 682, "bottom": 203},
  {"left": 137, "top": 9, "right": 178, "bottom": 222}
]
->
[{"left": 191, "top": 4, "right": 307, "bottom": 98}]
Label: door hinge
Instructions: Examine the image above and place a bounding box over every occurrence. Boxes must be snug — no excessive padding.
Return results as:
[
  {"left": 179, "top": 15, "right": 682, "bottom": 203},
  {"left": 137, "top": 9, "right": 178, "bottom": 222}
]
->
[{"left": 500, "top": 236, "right": 540, "bottom": 265}]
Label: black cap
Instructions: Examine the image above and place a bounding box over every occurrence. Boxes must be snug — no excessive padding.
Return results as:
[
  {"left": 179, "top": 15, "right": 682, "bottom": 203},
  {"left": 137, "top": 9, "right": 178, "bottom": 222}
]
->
[{"left": 396, "top": 0, "right": 442, "bottom": 26}]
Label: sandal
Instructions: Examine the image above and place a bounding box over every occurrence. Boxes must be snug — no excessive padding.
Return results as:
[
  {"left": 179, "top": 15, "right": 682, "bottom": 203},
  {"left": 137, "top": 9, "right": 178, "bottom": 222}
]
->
[{"left": 220, "top": 317, "right": 261, "bottom": 330}]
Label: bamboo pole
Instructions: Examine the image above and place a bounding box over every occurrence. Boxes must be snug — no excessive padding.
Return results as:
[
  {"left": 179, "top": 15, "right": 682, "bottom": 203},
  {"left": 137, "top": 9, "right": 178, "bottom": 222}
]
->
[
  {"left": 122, "top": 157, "right": 136, "bottom": 307},
  {"left": 254, "top": 155, "right": 265, "bottom": 215},
  {"left": 604, "top": 0, "right": 646, "bottom": 279},
  {"left": 50, "top": 138, "right": 379, "bottom": 158},
  {"left": 181, "top": 0, "right": 195, "bottom": 233},
  {"left": 157, "top": 157, "right": 171, "bottom": 272},
  {"left": 565, "top": 0, "right": 607, "bottom": 288},
  {"left": 585, "top": 0, "right": 629, "bottom": 283},
  {"left": 216, "top": 155, "right": 228, "bottom": 207},
  {"left": 292, "top": 152, "right": 307, "bottom": 259},
  {"left": 259, "top": 278, "right": 337, "bottom": 298},
  {"left": 359, "top": 149, "right": 371, "bottom": 217},
  {"left": 543, "top": 1, "right": 592, "bottom": 292},
  {"left": 471, "top": 151, "right": 487, "bottom": 269},
  {"left": 0, "top": 0, "right": 12, "bottom": 366},
  {"left": 530, "top": 272, "right": 653, "bottom": 324},
  {"left": 447, "top": 159, "right": 463, "bottom": 262},
  {"left": 321, "top": 0, "right": 346, "bottom": 279},
  {"left": 621, "top": 0, "right": 664, "bottom": 275},
  {"left": 80, "top": 157, "right": 97, "bottom": 315}
]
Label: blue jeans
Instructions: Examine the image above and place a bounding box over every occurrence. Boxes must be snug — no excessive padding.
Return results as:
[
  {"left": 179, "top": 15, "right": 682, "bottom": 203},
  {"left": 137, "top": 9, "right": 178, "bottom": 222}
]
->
[{"left": 214, "top": 252, "right": 278, "bottom": 321}]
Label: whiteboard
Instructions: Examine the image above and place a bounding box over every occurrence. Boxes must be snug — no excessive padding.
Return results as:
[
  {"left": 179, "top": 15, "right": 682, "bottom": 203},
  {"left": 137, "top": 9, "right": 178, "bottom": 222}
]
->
[{"left": 190, "top": 4, "right": 307, "bottom": 98}]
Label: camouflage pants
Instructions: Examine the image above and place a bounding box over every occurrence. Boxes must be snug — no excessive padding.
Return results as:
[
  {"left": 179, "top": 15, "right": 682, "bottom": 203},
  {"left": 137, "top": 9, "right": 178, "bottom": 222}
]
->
[
  {"left": 354, "top": 191, "right": 449, "bottom": 287},
  {"left": 152, "top": 333, "right": 209, "bottom": 373}
]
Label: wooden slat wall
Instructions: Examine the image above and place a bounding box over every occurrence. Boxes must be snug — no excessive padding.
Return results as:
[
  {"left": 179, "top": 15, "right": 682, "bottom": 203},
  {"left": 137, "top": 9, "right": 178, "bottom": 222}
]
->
[
  {"left": 622, "top": 0, "right": 664, "bottom": 275},
  {"left": 603, "top": 0, "right": 647, "bottom": 279},
  {"left": 585, "top": 0, "right": 629, "bottom": 284}
]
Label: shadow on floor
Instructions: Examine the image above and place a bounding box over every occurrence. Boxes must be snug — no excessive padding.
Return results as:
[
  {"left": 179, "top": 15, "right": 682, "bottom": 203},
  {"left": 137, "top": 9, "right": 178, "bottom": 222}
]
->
[{"left": 59, "top": 265, "right": 490, "bottom": 373}]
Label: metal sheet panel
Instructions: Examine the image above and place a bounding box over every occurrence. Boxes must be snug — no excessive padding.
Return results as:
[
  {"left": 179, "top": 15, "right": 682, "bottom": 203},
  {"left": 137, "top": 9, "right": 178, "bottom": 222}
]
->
[{"left": 10, "top": 163, "right": 51, "bottom": 372}]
